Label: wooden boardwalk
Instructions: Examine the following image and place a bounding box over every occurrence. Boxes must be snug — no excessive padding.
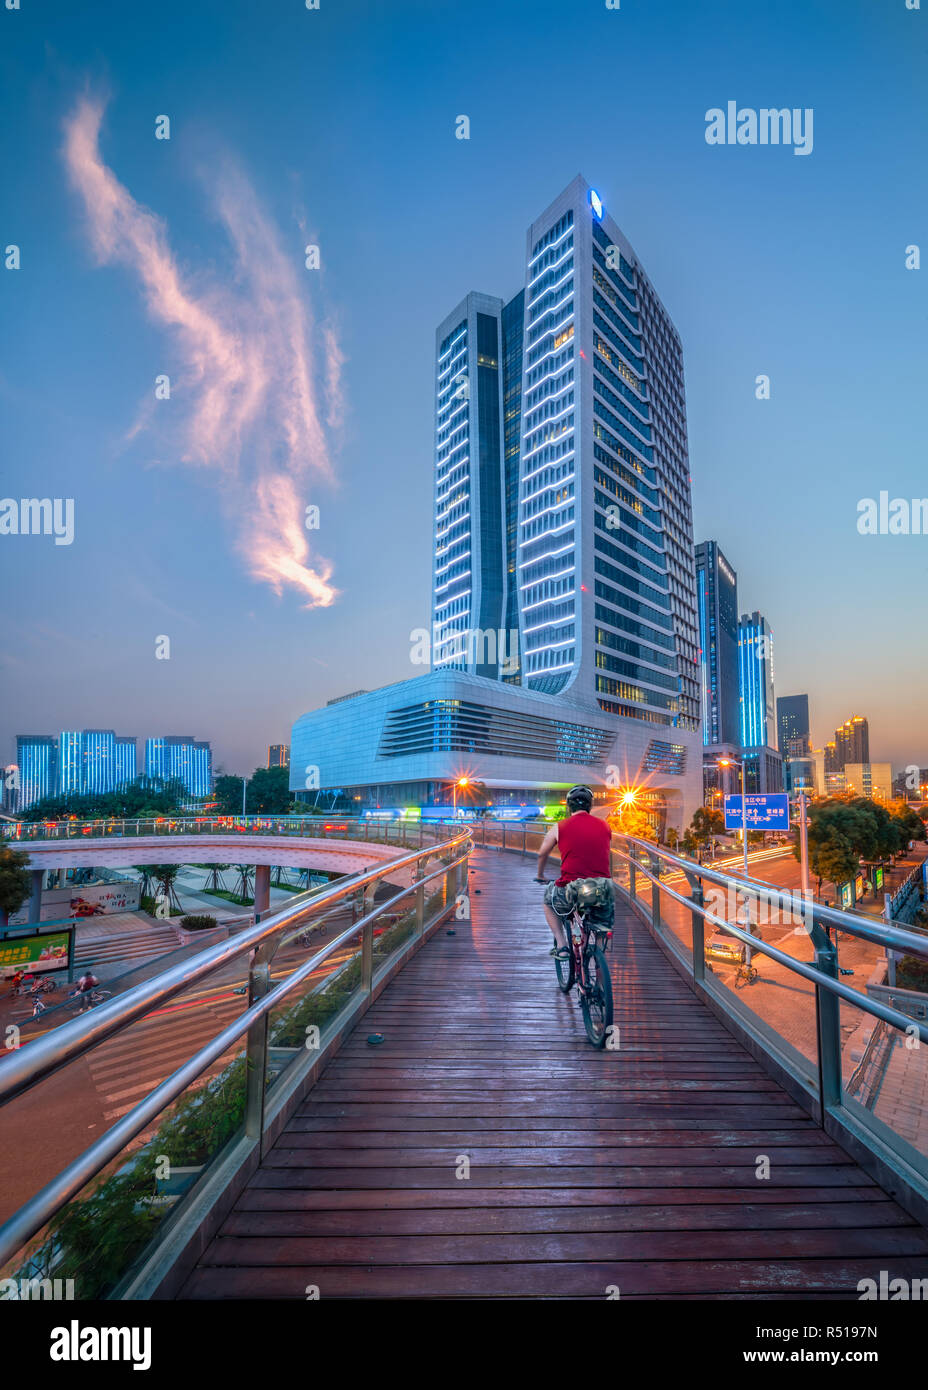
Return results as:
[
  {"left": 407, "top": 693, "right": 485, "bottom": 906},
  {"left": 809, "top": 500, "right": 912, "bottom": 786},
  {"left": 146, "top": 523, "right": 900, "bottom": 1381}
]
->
[{"left": 181, "top": 850, "right": 928, "bottom": 1299}]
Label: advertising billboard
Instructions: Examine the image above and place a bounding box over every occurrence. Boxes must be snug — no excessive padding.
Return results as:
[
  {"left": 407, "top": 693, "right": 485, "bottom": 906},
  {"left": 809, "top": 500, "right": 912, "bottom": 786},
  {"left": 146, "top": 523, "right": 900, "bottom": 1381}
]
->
[
  {"left": 9, "top": 879, "right": 142, "bottom": 927},
  {"left": 0, "top": 925, "right": 74, "bottom": 978}
]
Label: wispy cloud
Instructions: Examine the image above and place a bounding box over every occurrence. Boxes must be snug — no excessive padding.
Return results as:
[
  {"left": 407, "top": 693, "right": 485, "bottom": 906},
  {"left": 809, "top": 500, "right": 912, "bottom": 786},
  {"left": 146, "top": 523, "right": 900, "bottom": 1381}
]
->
[{"left": 62, "top": 92, "right": 341, "bottom": 607}]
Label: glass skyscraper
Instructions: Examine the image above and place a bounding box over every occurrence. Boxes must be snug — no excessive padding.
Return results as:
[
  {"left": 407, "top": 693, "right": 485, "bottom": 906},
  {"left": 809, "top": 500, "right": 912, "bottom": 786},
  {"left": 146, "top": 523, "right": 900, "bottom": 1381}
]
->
[
  {"left": 58, "top": 731, "right": 83, "bottom": 797},
  {"left": 145, "top": 735, "right": 212, "bottom": 796},
  {"left": 115, "top": 737, "right": 137, "bottom": 786},
  {"left": 695, "top": 541, "right": 739, "bottom": 748},
  {"left": 430, "top": 176, "right": 700, "bottom": 728},
  {"left": 16, "top": 735, "right": 56, "bottom": 810},
  {"left": 81, "top": 729, "right": 117, "bottom": 796},
  {"left": 738, "top": 612, "right": 783, "bottom": 794}
]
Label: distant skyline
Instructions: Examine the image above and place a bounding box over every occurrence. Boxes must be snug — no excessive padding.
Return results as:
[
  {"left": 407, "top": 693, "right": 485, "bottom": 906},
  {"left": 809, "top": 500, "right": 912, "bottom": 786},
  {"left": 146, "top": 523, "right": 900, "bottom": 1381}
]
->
[{"left": 2, "top": 0, "right": 926, "bottom": 776}]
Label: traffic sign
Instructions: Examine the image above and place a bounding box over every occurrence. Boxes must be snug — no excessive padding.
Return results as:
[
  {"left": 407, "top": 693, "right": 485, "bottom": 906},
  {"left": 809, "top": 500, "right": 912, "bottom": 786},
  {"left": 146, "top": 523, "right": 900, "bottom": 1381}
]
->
[{"left": 724, "top": 793, "right": 790, "bottom": 831}]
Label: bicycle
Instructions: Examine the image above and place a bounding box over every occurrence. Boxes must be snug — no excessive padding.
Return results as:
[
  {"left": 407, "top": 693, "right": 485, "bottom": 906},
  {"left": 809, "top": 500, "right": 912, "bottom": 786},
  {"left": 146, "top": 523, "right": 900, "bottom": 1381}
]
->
[
  {"left": 537, "top": 878, "right": 614, "bottom": 1049},
  {"left": 68, "top": 987, "right": 112, "bottom": 1012},
  {"left": 734, "top": 962, "right": 758, "bottom": 987}
]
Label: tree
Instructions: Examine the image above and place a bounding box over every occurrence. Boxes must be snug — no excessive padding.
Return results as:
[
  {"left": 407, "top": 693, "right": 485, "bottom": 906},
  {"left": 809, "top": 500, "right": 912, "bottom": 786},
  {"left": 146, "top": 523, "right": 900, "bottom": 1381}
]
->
[
  {"left": 613, "top": 803, "right": 658, "bottom": 843},
  {"left": 245, "top": 766, "right": 293, "bottom": 814},
  {"left": 689, "top": 807, "right": 725, "bottom": 849},
  {"left": 0, "top": 844, "right": 31, "bottom": 926},
  {"left": 20, "top": 776, "right": 186, "bottom": 823},
  {"left": 213, "top": 775, "right": 246, "bottom": 816}
]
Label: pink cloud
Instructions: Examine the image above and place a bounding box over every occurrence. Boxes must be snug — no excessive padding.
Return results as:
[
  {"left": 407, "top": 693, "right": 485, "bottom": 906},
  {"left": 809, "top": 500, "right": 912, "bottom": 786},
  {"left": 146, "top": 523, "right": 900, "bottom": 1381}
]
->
[{"left": 62, "top": 93, "right": 341, "bottom": 608}]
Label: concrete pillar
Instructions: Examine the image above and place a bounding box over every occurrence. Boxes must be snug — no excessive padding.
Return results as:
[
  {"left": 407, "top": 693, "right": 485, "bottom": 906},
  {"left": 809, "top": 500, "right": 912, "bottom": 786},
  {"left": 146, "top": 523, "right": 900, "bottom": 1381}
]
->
[
  {"left": 28, "top": 869, "right": 43, "bottom": 924},
  {"left": 57, "top": 868, "right": 66, "bottom": 887},
  {"left": 254, "top": 864, "right": 271, "bottom": 919}
]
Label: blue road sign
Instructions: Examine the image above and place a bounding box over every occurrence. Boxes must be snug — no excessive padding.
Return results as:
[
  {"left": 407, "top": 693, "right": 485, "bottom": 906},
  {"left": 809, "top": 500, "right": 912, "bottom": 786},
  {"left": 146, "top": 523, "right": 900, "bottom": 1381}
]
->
[{"left": 724, "top": 793, "right": 790, "bottom": 831}]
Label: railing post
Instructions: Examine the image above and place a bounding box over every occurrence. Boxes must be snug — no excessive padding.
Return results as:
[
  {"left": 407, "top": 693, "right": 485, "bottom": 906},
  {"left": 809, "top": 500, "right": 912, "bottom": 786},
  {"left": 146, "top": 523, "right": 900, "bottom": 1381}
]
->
[
  {"left": 360, "top": 884, "right": 376, "bottom": 994},
  {"left": 689, "top": 877, "right": 705, "bottom": 985},
  {"left": 244, "top": 937, "right": 277, "bottom": 1149},
  {"left": 522, "top": 825, "right": 527, "bottom": 856},
  {"left": 415, "top": 856, "right": 426, "bottom": 936},
  {"left": 649, "top": 852, "right": 662, "bottom": 931},
  {"left": 812, "top": 914, "right": 842, "bottom": 1118},
  {"left": 628, "top": 843, "right": 636, "bottom": 901}
]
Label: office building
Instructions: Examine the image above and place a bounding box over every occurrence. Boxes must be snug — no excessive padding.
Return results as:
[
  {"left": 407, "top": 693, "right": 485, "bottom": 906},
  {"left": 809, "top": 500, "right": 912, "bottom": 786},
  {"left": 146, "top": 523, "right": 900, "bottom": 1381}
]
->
[
  {"left": 15, "top": 736, "right": 56, "bottom": 811},
  {"left": 268, "top": 745, "right": 290, "bottom": 769},
  {"left": 696, "top": 542, "right": 739, "bottom": 749},
  {"left": 57, "top": 731, "right": 83, "bottom": 797},
  {"left": 293, "top": 178, "right": 704, "bottom": 830},
  {"left": 835, "top": 716, "right": 869, "bottom": 769},
  {"left": 737, "top": 611, "right": 782, "bottom": 794},
  {"left": 844, "top": 762, "right": 892, "bottom": 802},
  {"left": 81, "top": 730, "right": 117, "bottom": 796},
  {"left": 145, "top": 736, "right": 212, "bottom": 797},
  {"left": 115, "top": 737, "right": 137, "bottom": 786},
  {"left": 777, "top": 695, "right": 810, "bottom": 756}
]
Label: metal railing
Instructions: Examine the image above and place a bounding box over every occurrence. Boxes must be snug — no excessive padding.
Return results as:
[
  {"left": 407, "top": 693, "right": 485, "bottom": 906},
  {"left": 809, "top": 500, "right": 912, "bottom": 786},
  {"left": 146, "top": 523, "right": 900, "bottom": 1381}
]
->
[
  {"left": 612, "top": 834, "right": 928, "bottom": 1222},
  {"left": 0, "top": 825, "right": 471, "bottom": 1296},
  {"left": 0, "top": 814, "right": 452, "bottom": 845}
]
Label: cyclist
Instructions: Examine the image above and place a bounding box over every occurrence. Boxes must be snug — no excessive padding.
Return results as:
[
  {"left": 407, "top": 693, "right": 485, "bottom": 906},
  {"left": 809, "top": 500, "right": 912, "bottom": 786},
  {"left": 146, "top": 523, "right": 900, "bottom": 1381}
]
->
[
  {"left": 70, "top": 971, "right": 100, "bottom": 1009},
  {"left": 535, "top": 785, "right": 614, "bottom": 958}
]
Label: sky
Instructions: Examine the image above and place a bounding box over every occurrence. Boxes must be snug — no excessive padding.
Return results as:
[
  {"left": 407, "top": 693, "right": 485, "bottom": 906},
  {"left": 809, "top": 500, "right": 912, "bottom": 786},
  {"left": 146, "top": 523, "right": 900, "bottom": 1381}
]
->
[{"left": 1, "top": 0, "right": 926, "bottom": 777}]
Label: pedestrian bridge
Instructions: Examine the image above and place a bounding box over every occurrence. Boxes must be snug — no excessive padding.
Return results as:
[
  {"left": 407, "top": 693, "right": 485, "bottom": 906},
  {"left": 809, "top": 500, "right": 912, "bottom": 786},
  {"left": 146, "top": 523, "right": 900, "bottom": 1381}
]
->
[{"left": 2, "top": 824, "right": 928, "bottom": 1300}]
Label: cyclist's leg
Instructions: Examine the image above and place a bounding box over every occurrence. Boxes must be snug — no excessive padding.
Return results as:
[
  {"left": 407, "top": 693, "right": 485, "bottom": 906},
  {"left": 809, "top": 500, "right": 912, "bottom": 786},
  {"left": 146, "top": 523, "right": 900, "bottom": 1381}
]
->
[{"left": 543, "top": 883, "right": 570, "bottom": 953}]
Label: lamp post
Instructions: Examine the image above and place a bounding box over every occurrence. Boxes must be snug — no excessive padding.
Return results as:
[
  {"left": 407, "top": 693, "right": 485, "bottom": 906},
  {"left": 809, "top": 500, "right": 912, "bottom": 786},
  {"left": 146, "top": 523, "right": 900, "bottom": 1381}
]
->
[
  {"left": 452, "top": 777, "right": 469, "bottom": 817},
  {"left": 718, "top": 755, "right": 752, "bottom": 964}
]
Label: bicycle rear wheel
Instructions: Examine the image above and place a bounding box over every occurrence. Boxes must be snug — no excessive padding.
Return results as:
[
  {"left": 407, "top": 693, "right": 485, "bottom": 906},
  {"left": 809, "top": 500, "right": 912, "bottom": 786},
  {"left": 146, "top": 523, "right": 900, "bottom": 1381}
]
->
[
  {"left": 554, "top": 935, "right": 575, "bottom": 993},
  {"left": 580, "top": 945, "right": 613, "bottom": 1048}
]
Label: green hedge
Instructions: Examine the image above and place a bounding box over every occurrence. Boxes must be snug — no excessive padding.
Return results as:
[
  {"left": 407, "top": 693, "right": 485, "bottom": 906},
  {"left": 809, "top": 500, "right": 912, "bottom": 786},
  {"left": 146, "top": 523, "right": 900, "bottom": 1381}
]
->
[{"left": 178, "top": 914, "right": 218, "bottom": 932}]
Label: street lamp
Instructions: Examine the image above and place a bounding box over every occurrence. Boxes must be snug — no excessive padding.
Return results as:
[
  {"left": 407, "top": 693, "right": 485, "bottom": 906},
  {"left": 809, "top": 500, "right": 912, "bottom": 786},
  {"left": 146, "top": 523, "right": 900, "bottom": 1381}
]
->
[
  {"left": 452, "top": 777, "right": 469, "bottom": 816},
  {"left": 718, "top": 755, "right": 752, "bottom": 964}
]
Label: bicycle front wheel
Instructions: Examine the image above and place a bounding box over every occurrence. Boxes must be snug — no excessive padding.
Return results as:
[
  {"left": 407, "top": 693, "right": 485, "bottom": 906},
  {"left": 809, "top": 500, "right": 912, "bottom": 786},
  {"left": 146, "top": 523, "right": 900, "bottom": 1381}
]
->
[{"left": 581, "top": 946, "right": 613, "bottom": 1048}]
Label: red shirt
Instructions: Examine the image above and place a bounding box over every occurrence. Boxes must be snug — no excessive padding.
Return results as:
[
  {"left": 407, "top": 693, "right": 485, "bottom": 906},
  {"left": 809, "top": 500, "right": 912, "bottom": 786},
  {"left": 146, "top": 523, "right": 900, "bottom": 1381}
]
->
[{"left": 556, "top": 812, "right": 612, "bottom": 885}]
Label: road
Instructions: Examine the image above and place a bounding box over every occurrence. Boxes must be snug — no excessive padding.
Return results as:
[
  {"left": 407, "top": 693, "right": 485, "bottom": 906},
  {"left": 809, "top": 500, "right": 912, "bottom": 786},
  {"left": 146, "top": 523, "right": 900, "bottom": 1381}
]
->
[
  {"left": 626, "top": 843, "right": 928, "bottom": 1088},
  {"left": 0, "top": 914, "right": 363, "bottom": 1226}
]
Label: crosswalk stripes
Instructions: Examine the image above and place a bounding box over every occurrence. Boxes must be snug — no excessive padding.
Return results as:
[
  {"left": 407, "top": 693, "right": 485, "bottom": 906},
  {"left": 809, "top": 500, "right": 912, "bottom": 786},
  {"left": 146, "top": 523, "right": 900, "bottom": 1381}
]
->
[
  {"left": 87, "top": 992, "right": 244, "bottom": 1124},
  {"left": 73, "top": 926, "right": 181, "bottom": 972}
]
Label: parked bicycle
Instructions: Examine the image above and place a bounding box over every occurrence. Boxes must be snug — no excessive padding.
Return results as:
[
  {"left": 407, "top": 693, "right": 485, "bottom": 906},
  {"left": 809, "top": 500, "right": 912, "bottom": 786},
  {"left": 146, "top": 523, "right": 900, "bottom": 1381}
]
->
[
  {"left": 536, "top": 877, "right": 614, "bottom": 1048},
  {"left": 734, "top": 962, "right": 758, "bottom": 987}
]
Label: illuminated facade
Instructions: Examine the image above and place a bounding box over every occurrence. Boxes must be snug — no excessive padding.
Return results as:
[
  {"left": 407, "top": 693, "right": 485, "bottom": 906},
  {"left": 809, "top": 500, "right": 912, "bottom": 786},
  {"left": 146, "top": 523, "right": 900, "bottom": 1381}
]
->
[
  {"left": 15, "top": 735, "right": 56, "bottom": 811},
  {"left": 295, "top": 178, "right": 705, "bottom": 829},
  {"left": 738, "top": 612, "right": 783, "bottom": 794}
]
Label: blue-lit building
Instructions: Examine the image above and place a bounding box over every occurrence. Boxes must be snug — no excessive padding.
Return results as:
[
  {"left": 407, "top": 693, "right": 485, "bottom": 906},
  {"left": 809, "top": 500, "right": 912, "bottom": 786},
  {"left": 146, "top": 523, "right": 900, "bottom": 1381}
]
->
[
  {"left": 145, "top": 736, "right": 212, "bottom": 797},
  {"left": 292, "top": 177, "right": 704, "bottom": 831},
  {"left": 738, "top": 612, "right": 783, "bottom": 795},
  {"left": 16, "top": 735, "right": 56, "bottom": 811},
  {"left": 57, "top": 731, "right": 83, "bottom": 797},
  {"left": 81, "top": 729, "right": 117, "bottom": 796},
  {"left": 115, "top": 736, "right": 137, "bottom": 786},
  {"left": 695, "top": 542, "right": 739, "bottom": 749}
]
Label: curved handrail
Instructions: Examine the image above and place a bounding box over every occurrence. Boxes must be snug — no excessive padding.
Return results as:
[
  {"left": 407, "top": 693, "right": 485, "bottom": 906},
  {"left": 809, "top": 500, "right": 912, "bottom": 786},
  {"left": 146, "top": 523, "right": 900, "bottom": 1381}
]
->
[
  {"left": 613, "top": 840, "right": 928, "bottom": 1046},
  {"left": 0, "top": 843, "right": 469, "bottom": 1272},
  {"left": 0, "top": 826, "right": 471, "bottom": 1104}
]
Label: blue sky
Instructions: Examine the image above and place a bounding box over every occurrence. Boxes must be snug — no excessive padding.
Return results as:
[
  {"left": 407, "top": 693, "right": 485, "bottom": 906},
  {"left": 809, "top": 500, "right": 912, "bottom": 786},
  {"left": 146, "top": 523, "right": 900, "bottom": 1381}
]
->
[{"left": 1, "top": 0, "right": 926, "bottom": 774}]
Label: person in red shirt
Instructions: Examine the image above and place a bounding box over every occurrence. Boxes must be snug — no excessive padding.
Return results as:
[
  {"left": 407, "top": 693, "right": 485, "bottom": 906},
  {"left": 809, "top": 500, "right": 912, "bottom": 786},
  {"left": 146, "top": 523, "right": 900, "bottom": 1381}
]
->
[{"left": 535, "top": 786, "right": 614, "bottom": 957}]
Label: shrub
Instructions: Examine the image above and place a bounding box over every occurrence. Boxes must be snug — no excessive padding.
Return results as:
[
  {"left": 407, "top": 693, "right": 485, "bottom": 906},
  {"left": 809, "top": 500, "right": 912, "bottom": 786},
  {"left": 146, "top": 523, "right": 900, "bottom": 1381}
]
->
[{"left": 179, "top": 914, "right": 219, "bottom": 932}]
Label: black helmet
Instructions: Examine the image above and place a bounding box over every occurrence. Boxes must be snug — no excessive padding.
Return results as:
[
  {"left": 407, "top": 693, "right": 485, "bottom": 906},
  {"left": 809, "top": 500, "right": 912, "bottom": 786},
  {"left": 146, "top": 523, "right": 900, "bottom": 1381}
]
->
[{"left": 566, "top": 784, "right": 594, "bottom": 812}]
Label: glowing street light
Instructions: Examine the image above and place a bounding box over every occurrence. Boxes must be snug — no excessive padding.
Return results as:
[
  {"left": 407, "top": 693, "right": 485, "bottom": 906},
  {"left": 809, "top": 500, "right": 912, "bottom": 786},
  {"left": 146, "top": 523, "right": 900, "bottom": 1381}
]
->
[{"left": 452, "top": 777, "right": 469, "bottom": 815}]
